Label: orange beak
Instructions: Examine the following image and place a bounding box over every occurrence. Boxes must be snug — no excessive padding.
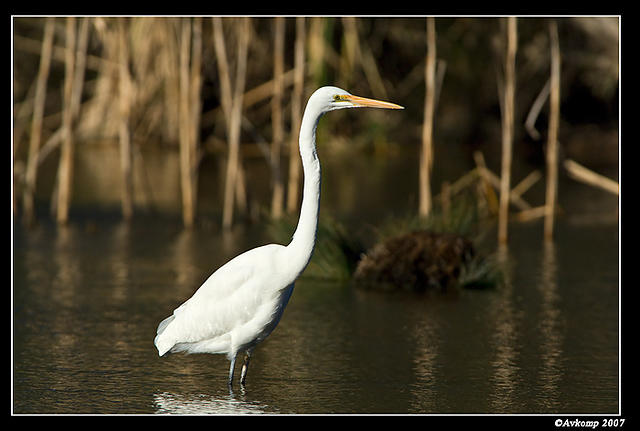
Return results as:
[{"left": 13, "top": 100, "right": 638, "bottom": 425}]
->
[{"left": 342, "top": 94, "right": 404, "bottom": 110}]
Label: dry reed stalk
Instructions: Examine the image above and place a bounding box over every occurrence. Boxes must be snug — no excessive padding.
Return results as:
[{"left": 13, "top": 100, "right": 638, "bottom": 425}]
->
[
  {"left": 188, "top": 17, "right": 202, "bottom": 224},
  {"left": 200, "top": 66, "right": 301, "bottom": 129},
  {"left": 511, "top": 169, "right": 542, "bottom": 201},
  {"left": 212, "top": 18, "right": 233, "bottom": 121},
  {"left": 35, "top": 124, "right": 63, "bottom": 166},
  {"left": 446, "top": 168, "right": 478, "bottom": 196},
  {"left": 484, "top": 169, "right": 542, "bottom": 223},
  {"left": 308, "top": 18, "right": 326, "bottom": 86},
  {"left": 27, "top": 19, "right": 89, "bottom": 188},
  {"left": 339, "top": 17, "right": 358, "bottom": 88},
  {"left": 177, "top": 17, "right": 203, "bottom": 227},
  {"left": 55, "top": 17, "right": 77, "bottom": 224},
  {"left": 516, "top": 205, "right": 548, "bottom": 222},
  {"left": 22, "top": 17, "right": 55, "bottom": 225},
  {"left": 525, "top": 78, "right": 550, "bottom": 140},
  {"left": 432, "top": 168, "right": 480, "bottom": 203},
  {"left": 81, "top": 18, "right": 182, "bottom": 147},
  {"left": 213, "top": 17, "right": 248, "bottom": 222},
  {"left": 162, "top": 18, "right": 181, "bottom": 147},
  {"left": 544, "top": 20, "right": 560, "bottom": 241},
  {"left": 419, "top": 17, "right": 436, "bottom": 218},
  {"left": 498, "top": 17, "right": 517, "bottom": 245},
  {"left": 473, "top": 150, "right": 532, "bottom": 211},
  {"left": 340, "top": 17, "right": 387, "bottom": 99},
  {"left": 31, "top": 18, "right": 122, "bottom": 149},
  {"left": 243, "top": 68, "right": 298, "bottom": 111},
  {"left": 564, "top": 159, "right": 619, "bottom": 195},
  {"left": 473, "top": 151, "right": 499, "bottom": 214},
  {"left": 13, "top": 81, "right": 37, "bottom": 157},
  {"left": 127, "top": 18, "right": 168, "bottom": 144},
  {"left": 71, "top": 18, "right": 90, "bottom": 120},
  {"left": 179, "top": 19, "right": 194, "bottom": 227},
  {"left": 222, "top": 18, "right": 250, "bottom": 230},
  {"left": 13, "top": 32, "right": 114, "bottom": 74},
  {"left": 190, "top": 16, "right": 202, "bottom": 172},
  {"left": 118, "top": 18, "right": 133, "bottom": 220},
  {"left": 353, "top": 22, "right": 388, "bottom": 100},
  {"left": 286, "top": 17, "right": 305, "bottom": 214},
  {"left": 270, "top": 17, "right": 285, "bottom": 219}
]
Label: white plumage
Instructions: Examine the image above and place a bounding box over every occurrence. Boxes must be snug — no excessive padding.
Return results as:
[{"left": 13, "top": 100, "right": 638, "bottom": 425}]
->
[
  {"left": 155, "top": 245, "right": 293, "bottom": 357},
  {"left": 154, "top": 86, "right": 403, "bottom": 386}
]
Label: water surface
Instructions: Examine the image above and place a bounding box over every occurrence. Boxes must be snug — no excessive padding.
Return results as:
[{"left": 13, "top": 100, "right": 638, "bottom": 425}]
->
[{"left": 12, "top": 211, "right": 619, "bottom": 414}]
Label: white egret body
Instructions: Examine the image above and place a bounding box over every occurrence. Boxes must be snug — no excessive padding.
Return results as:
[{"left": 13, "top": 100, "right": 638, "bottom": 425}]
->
[{"left": 154, "top": 86, "right": 403, "bottom": 386}]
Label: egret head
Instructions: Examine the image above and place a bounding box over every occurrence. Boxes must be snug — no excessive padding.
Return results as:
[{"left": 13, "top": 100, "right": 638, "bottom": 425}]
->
[{"left": 310, "top": 86, "right": 404, "bottom": 114}]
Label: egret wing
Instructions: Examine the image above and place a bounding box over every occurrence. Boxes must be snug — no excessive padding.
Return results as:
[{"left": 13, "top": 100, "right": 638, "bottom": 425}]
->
[{"left": 158, "top": 244, "right": 285, "bottom": 352}]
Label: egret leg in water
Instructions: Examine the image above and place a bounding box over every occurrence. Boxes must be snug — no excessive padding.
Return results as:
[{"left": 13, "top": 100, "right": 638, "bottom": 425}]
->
[
  {"left": 154, "top": 86, "right": 403, "bottom": 386},
  {"left": 240, "top": 350, "right": 252, "bottom": 386},
  {"left": 227, "top": 350, "right": 252, "bottom": 387},
  {"left": 228, "top": 354, "right": 237, "bottom": 387}
]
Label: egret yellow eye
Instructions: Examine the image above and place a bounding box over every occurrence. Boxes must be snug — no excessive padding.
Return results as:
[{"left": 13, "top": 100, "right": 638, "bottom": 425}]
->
[{"left": 333, "top": 95, "right": 348, "bottom": 102}]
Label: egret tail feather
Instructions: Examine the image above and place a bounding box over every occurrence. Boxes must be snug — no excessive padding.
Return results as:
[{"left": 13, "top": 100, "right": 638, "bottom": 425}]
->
[
  {"left": 156, "top": 315, "right": 175, "bottom": 335},
  {"left": 155, "top": 315, "right": 176, "bottom": 356}
]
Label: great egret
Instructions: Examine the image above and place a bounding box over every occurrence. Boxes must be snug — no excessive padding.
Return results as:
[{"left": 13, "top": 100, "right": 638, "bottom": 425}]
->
[{"left": 154, "top": 86, "right": 403, "bottom": 386}]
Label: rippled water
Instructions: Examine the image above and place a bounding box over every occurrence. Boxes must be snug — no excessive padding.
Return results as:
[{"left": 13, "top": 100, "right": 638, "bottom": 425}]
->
[{"left": 12, "top": 210, "right": 619, "bottom": 414}]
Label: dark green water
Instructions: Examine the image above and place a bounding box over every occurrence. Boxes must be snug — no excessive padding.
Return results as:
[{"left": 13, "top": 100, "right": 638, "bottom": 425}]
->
[
  {"left": 12, "top": 210, "right": 619, "bottom": 414},
  {"left": 12, "top": 141, "right": 620, "bottom": 415}
]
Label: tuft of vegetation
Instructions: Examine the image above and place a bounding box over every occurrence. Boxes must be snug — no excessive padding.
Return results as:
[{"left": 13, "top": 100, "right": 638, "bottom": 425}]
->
[
  {"left": 457, "top": 253, "right": 503, "bottom": 289},
  {"left": 353, "top": 230, "right": 476, "bottom": 292},
  {"left": 372, "top": 191, "right": 480, "bottom": 241},
  {"left": 268, "top": 191, "right": 503, "bottom": 291},
  {"left": 267, "top": 213, "right": 364, "bottom": 281}
]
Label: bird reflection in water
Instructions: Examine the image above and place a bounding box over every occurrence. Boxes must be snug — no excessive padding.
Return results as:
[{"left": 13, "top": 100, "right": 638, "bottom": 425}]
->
[{"left": 153, "top": 389, "right": 273, "bottom": 414}]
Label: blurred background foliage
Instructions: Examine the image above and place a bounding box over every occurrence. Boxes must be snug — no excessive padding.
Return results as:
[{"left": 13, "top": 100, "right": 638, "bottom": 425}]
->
[{"left": 12, "top": 16, "right": 618, "bottom": 221}]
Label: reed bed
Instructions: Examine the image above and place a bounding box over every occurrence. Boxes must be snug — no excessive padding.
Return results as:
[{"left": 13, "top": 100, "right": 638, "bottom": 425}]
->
[{"left": 13, "top": 17, "right": 618, "bottom": 247}]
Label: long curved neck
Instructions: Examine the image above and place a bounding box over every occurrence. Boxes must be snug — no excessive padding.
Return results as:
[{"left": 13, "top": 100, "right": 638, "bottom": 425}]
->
[{"left": 285, "top": 105, "right": 323, "bottom": 273}]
